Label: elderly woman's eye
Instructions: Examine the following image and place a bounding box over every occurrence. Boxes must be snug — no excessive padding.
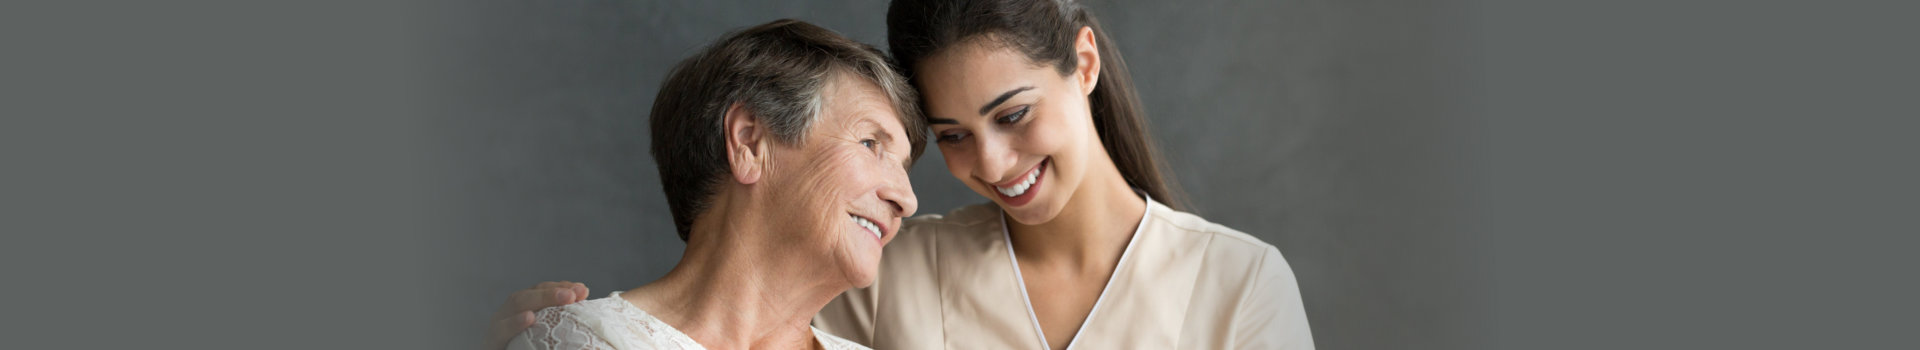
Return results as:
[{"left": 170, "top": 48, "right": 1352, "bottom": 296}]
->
[{"left": 860, "top": 139, "right": 877, "bottom": 150}]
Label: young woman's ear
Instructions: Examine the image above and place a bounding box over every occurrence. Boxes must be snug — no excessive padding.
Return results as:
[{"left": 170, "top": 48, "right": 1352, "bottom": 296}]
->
[
  {"left": 1072, "top": 26, "right": 1102, "bottom": 96},
  {"left": 722, "top": 102, "right": 767, "bottom": 185}
]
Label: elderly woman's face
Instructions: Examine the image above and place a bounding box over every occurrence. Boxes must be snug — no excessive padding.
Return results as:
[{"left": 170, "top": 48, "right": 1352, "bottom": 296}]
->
[{"left": 760, "top": 73, "right": 919, "bottom": 288}]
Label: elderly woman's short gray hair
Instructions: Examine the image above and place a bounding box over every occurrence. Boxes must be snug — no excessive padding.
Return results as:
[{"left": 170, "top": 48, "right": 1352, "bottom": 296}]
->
[{"left": 649, "top": 19, "right": 928, "bottom": 241}]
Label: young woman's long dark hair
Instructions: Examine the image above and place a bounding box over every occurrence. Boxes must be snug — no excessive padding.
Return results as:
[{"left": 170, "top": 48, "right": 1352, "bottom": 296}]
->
[{"left": 888, "top": 0, "right": 1191, "bottom": 211}]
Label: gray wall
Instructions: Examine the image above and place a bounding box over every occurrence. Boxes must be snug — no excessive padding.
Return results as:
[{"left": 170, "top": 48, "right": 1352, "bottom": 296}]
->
[
  {"left": 427, "top": 0, "right": 1483, "bottom": 348},
  {"left": 12, "top": 0, "right": 1918, "bottom": 349}
]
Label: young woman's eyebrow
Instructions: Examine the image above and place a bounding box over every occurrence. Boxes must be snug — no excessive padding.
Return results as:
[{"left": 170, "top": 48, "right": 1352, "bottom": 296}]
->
[
  {"left": 929, "top": 85, "right": 1035, "bottom": 124},
  {"left": 978, "top": 86, "right": 1034, "bottom": 115}
]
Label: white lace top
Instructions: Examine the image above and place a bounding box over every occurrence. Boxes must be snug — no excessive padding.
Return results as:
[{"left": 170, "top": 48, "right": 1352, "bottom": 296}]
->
[{"left": 507, "top": 292, "right": 868, "bottom": 350}]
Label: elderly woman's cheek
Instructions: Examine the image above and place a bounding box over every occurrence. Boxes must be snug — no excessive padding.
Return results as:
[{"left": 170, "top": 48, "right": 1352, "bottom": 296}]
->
[{"left": 797, "top": 150, "right": 867, "bottom": 201}]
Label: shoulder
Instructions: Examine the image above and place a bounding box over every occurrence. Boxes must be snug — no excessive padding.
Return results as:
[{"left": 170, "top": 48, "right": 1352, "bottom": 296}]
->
[
  {"left": 901, "top": 202, "right": 1001, "bottom": 233},
  {"left": 529, "top": 296, "right": 631, "bottom": 329},
  {"left": 1146, "top": 204, "right": 1299, "bottom": 299},
  {"left": 514, "top": 297, "right": 629, "bottom": 349},
  {"left": 1148, "top": 204, "right": 1286, "bottom": 265},
  {"left": 515, "top": 296, "right": 681, "bottom": 350},
  {"left": 1149, "top": 205, "right": 1314, "bottom": 347},
  {"left": 813, "top": 327, "right": 874, "bottom": 350},
  {"left": 889, "top": 202, "right": 1002, "bottom": 248}
]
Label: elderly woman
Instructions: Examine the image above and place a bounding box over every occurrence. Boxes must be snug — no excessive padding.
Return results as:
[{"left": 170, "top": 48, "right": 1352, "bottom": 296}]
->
[{"left": 502, "top": 19, "right": 926, "bottom": 350}]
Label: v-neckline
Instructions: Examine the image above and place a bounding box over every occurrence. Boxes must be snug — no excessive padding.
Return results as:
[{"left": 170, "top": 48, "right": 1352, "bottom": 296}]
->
[{"left": 998, "top": 196, "right": 1154, "bottom": 350}]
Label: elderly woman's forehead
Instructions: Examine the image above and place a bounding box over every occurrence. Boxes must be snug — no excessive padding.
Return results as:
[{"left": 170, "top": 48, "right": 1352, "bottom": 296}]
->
[
  {"left": 820, "top": 77, "right": 905, "bottom": 124},
  {"left": 812, "top": 67, "right": 926, "bottom": 166}
]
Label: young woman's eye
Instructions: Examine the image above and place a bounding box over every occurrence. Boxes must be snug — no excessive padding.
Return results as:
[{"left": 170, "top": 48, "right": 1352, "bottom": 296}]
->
[
  {"left": 937, "top": 131, "right": 969, "bottom": 144},
  {"left": 995, "top": 106, "right": 1030, "bottom": 124}
]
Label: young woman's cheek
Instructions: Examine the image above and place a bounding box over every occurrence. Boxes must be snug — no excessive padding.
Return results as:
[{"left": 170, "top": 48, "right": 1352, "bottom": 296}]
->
[
  {"left": 934, "top": 140, "right": 967, "bottom": 177},
  {"left": 1017, "top": 111, "right": 1068, "bottom": 157}
]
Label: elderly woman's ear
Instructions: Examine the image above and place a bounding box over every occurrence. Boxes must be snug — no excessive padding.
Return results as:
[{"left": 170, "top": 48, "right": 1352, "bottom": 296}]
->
[{"left": 722, "top": 101, "right": 768, "bottom": 185}]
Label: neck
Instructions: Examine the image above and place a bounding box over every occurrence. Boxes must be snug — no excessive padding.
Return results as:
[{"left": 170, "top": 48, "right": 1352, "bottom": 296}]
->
[
  {"left": 1006, "top": 157, "right": 1148, "bottom": 269},
  {"left": 624, "top": 194, "right": 838, "bottom": 350}
]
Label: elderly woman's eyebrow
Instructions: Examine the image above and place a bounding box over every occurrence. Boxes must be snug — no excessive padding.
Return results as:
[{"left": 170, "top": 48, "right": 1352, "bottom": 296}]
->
[
  {"left": 874, "top": 122, "right": 897, "bottom": 142},
  {"left": 854, "top": 118, "right": 895, "bottom": 141}
]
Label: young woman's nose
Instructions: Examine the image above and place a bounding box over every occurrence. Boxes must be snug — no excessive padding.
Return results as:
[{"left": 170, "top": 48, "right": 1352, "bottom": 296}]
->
[{"left": 972, "top": 133, "right": 1019, "bottom": 183}]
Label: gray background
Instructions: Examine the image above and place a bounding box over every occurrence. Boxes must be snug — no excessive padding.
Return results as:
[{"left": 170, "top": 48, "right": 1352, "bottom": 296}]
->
[
  {"left": 5, "top": 0, "right": 1916, "bottom": 349},
  {"left": 425, "top": 0, "right": 1482, "bottom": 349}
]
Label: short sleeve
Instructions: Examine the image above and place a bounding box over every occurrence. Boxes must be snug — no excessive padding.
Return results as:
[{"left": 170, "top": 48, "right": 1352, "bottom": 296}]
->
[{"left": 1232, "top": 246, "right": 1316, "bottom": 349}]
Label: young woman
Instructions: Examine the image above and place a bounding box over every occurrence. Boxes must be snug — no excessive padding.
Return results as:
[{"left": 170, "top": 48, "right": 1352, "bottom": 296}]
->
[{"left": 492, "top": 1, "right": 1313, "bottom": 349}]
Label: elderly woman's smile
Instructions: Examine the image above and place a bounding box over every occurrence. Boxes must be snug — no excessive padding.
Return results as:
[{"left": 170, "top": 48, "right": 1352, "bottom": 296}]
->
[{"left": 850, "top": 215, "right": 879, "bottom": 238}]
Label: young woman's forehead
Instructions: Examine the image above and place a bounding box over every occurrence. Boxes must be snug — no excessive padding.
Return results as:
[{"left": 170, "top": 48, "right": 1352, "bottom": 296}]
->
[{"left": 920, "top": 49, "right": 1052, "bottom": 114}]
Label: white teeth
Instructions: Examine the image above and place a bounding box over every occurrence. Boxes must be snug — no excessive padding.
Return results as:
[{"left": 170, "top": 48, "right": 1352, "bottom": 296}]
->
[
  {"left": 994, "top": 166, "right": 1041, "bottom": 197},
  {"left": 850, "top": 215, "right": 881, "bottom": 240}
]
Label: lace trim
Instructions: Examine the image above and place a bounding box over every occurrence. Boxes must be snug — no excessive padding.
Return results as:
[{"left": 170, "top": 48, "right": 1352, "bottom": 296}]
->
[{"left": 519, "top": 291, "right": 869, "bottom": 350}]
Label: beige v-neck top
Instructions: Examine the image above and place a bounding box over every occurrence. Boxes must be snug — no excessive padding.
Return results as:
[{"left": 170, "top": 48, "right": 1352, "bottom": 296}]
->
[{"left": 813, "top": 198, "right": 1314, "bottom": 349}]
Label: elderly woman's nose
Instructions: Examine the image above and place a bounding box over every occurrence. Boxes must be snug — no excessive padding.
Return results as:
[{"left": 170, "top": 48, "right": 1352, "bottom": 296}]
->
[{"left": 880, "top": 168, "right": 918, "bottom": 218}]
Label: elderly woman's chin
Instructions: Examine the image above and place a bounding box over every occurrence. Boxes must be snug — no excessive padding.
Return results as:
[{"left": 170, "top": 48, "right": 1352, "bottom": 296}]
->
[{"left": 832, "top": 224, "right": 887, "bottom": 288}]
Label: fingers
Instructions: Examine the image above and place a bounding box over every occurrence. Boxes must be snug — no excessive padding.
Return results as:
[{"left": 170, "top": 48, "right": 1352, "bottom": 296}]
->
[
  {"left": 493, "top": 281, "right": 588, "bottom": 320},
  {"left": 529, "top": 281, "right": 589, "bottom": 303},
  {"left": 484, "top": 281, "right": 591, "bottom": 349},
  {"left": 483, "top": 310, "right": 535, "bottom": 350},
  {"left": 569, "top": 283, "right": 589, "bottom": 303}
]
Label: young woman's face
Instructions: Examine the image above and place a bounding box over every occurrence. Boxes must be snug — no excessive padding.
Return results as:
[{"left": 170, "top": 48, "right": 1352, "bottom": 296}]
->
[{"left": 916, "top": 38, "right": 1104, "bottom": 225}]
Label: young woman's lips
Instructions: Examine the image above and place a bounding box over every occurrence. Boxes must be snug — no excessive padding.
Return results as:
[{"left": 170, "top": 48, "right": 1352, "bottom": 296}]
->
[{"left": 992, "top": 158, "right": 1046, "bottom": 207}]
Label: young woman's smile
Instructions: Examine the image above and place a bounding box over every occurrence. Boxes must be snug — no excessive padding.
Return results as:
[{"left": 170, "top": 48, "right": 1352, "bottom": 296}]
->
[{"left": 990, "top": 157, "right": 1050, "bottom": 206}]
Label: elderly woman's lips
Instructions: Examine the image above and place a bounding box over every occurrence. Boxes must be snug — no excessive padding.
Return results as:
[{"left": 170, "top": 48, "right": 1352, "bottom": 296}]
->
[{"left": 849, "top": 214, "right": 883, "bottom": 240}]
